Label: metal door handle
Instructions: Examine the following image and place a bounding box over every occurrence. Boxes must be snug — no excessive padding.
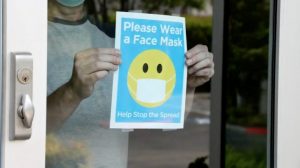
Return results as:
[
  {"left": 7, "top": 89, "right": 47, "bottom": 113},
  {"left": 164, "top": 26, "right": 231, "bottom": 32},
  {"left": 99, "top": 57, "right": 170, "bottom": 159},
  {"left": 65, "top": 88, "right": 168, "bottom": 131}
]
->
[
  {"left": 10, "top": 52, "right": 34, "bottom": 140},
  {"left": 17, "top": 94, "right": 34, "bottom": 128}
]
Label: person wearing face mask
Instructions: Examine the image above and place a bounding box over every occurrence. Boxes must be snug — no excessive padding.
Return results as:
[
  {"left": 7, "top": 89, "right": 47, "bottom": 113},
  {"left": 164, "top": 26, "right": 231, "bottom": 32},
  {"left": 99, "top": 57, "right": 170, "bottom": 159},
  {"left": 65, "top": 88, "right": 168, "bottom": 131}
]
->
[{"left": 47, "top": 0, "right": 215, "bottom": 167}]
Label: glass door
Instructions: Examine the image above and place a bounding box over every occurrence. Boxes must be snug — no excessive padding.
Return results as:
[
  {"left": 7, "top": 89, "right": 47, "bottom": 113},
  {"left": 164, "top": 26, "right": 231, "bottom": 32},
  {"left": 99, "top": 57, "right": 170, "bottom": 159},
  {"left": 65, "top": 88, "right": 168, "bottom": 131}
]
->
[
  {"left": 4, "top": 0, "right": 299, "bottom": 168},
  {"left": 46, "top": 1, "right": 214, "bottom": 168}
]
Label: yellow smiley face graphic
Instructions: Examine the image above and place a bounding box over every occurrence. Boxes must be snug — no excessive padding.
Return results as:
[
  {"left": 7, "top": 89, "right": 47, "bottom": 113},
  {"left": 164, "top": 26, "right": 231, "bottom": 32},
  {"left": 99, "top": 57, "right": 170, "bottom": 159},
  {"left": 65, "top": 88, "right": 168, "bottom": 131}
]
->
[{"left": 127, "top": 49, "right": 176, "bottom": 108}]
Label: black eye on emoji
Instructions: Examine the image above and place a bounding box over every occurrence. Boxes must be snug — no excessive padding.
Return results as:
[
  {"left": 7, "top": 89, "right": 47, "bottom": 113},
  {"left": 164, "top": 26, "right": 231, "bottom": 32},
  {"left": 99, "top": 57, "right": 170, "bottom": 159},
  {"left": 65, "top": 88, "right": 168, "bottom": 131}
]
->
[
  {"left": 143, "top": 63, "right": 148, "bottom": 73},
  {"left": 157, "top": 64, "right": 162, "bottom": 73}
]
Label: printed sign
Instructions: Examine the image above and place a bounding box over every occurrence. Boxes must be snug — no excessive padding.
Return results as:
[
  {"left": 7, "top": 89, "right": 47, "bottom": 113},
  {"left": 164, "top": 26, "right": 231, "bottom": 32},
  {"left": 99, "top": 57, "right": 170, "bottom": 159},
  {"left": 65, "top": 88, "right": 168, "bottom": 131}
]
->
[{"left": 110, "top": 12, "right": 187, "bottom": 129}]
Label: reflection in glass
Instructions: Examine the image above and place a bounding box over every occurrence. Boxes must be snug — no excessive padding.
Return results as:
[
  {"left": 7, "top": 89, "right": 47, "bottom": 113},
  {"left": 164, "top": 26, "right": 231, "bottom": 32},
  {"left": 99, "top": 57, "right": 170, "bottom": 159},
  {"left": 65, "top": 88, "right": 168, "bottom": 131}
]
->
[
  {"left": 224, "top": 0, "right": 270, "bottom": 167},
  {"left": 47, "top": 1, "right": 128, "bottom": 168}
]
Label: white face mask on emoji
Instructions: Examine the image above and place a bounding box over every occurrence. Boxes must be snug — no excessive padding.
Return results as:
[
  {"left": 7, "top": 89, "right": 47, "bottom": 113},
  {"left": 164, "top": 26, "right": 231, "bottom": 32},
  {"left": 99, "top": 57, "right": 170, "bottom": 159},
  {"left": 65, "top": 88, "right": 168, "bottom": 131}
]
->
[
  {"left": 128, "top": 73, "right": 175, "bottom": 104},
  {"left": 136, "top": 79, "right": 166, "bottom": 103}
]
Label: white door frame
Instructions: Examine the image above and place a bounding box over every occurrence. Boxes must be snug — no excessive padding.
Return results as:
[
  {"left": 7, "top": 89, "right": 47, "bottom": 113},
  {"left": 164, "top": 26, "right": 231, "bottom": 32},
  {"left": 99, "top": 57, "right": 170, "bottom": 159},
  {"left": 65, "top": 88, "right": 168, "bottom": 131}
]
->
[
  {"left": 274, "top": 0, "right": 300, "bottom": 167},
  {"left": 0, "top": 0, "right": 3, "bottom": 165},
  {"left": 1, "top": 0, "right": 47, "bottom": 168}
]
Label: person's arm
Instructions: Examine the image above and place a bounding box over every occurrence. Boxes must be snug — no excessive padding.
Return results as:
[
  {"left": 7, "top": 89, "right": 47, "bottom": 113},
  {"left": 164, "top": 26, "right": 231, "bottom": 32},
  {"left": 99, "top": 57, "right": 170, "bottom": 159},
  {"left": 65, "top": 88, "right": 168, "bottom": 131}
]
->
[
  {"left": 184, "top": 44, "right": 215, "bottom": 118},
  {"left": 47, "top": 82, "right": 81, "bottom": 132},
  {"left": 185, "top": 86, "right": 195, "bottom": 119},
  {"left": 47, "top": 48, "right": 121, "bottom": 132}
]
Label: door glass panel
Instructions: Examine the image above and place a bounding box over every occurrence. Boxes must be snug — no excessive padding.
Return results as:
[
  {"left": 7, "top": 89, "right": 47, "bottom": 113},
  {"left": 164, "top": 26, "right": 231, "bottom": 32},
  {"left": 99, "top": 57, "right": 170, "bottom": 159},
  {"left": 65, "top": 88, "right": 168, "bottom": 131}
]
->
[
  {"left": 46, "top": 0, "right": 213, "bottom": 168},
  {"left": 224, "top": 0, "right": 270, "bottom": 167}
]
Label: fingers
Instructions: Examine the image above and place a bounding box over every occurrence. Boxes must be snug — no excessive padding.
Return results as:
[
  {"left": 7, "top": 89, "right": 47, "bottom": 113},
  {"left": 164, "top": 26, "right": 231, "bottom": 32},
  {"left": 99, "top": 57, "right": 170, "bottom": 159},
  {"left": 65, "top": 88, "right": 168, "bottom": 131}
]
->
[
  {"left": 187, "top": 76, "right": 211, "bottom": 88},
  {"left": 188, "top": 57, "right": 214, "bottom": 75},
  {"left": 97, "top": 54, "right": 122, "bottom": 65},
  {"left": 93, "top": 54, "right": 121, "bottom": 65},
  {"left": 192, "top": 67, "right": 215, "bottom": 77},
  {"left": 84, "top": 61, "right": 118, "bottom": 74},
  {"left": 186, "top": 44, "right": 214, "bottom": 78},
  {"left": 185, "top": 44, "right": 213, "bottom": 70},
  {"left": 185, "top": 44, "right": 208, "bottom": 58},
  {"left": 89, "top": 71, "right": 109, "bottom": 83},
  {"left": 80, "top": 54, "right": 121, "bottom": 70},
  {"left": 71, "top": 48, "right": 122, "bottom": 87},
  {"left": 75, "top": 48, "right": 121, "bottom": 61},
  {"left": 185, "top": 44, "right": 215, "bottom": 88},
  {"left": 75, "top": 48, "right": 121, "bottom": 73},
  {"left": 186, "top": 52, "right": 213, "bottom": 67},
  {"left": 68, "top": 48, "right": 120, "bottom": 99}
]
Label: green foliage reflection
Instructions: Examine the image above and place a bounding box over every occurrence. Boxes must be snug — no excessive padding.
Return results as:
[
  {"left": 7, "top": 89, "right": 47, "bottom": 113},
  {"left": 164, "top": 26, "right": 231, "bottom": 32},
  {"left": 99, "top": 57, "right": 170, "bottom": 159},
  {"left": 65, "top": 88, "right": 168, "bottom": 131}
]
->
[{"left": 226, "top": 0, "right": 270, "bottom": 126}]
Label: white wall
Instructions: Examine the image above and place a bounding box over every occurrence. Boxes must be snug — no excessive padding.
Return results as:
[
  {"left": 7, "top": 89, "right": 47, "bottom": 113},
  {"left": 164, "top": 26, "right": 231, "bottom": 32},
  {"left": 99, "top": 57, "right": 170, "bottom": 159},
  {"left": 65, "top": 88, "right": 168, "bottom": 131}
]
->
[
  {"left": 1, "top": 0, "right": 47, "bottom": 168},
  {"left": 276, "top": 0, "right": 300, "bottom": 167}
]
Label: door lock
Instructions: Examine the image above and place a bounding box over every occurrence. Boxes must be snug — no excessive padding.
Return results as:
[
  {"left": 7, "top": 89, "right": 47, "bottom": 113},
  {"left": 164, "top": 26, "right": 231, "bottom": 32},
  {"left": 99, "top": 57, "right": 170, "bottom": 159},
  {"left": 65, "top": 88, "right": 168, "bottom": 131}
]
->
[
  {"left": 10, "top": 52, "right": 34, "bottom": 140},
  {"left": 17, "top": 68, "right": 32, "bottom": 84}
]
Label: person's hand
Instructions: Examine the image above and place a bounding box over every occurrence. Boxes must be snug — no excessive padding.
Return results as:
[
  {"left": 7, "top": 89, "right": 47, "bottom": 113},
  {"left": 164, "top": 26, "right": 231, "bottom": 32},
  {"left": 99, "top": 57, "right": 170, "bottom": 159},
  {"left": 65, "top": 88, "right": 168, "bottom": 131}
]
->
[
  {"left": 185, "top": 44, "right": 214, "bottom": 88},
  {"left": 68, "top": 48, "right": 121, "bottom": 100}
]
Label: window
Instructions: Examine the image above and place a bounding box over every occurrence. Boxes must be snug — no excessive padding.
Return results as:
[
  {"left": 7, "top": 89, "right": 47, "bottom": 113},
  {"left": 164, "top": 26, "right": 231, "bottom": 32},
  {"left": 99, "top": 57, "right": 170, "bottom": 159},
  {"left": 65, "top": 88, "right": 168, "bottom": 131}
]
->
[{"left": 46, "top": 0, "right": 213, "bottom": 167}]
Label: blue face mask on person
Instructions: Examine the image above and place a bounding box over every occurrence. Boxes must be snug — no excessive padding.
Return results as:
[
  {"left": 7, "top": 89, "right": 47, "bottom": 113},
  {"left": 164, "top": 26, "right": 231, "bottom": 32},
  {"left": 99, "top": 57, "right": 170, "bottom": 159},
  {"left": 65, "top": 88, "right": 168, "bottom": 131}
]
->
[{"left": 56, "top": 0, "right": 85, "bottom": 7}]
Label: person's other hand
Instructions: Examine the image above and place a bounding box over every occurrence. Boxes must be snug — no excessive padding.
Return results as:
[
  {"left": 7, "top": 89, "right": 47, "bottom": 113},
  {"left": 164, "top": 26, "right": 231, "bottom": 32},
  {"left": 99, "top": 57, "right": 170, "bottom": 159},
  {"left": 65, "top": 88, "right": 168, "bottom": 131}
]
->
[
  {"left": 68, "top": 48, "right": 121, "bottom": 100},
  {"left": 185, "top": 44, "right": 214, "bottom": 88}
]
